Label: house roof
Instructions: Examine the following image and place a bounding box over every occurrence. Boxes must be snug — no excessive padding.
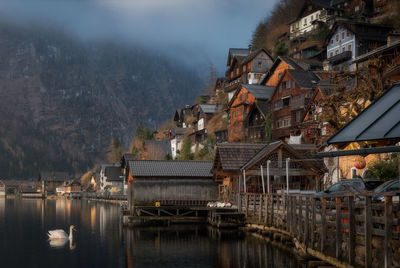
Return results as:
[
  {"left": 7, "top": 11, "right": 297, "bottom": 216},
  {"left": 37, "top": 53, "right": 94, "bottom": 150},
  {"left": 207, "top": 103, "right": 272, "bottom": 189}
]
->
[
  {"left": 241, "top": 48, "right": 273, "bottom": 65},
  {"left": 227, "top": 48, "right": 250, "bottom": 66},
  {"left": 241, "top": 141, "right": 326, "bottom": 173},
  {"left": 242, "top": 84, "right": 275, "bottom": 100},
  {"left": 328, "top": 83, "right": 400, "bottom": 144},
  {"left": 129, "top": 160, "right": 213, "bottom": 177},
  {"left": 261, "top": 56, "right": 321, "bottom": 85},
  {"left": 105, "top": 166, "right": 122, "bottom": 181},
  {"left": 213, "top": 143, "right": 266, "bottom": 172},
  {"left": 199, "top": 104, "right": 218, "bottom": 114},
  {"left": 288, "top": 70, "right": 319, "bottom": 89}
]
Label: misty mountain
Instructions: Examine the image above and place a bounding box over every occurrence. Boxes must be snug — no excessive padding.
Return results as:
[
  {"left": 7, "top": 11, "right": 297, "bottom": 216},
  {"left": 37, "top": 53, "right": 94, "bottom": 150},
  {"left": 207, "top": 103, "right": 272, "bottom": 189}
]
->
[{"left": 0, "top": 20, "right": 203, "bottom": 179}]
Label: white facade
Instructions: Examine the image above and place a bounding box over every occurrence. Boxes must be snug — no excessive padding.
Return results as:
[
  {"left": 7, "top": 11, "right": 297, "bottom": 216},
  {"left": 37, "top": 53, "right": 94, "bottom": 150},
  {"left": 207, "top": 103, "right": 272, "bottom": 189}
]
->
[
  {"left": 290, "top": 10, "right": 325, "bottom": 39},
  {"left": 170, "top": 135, "right": 184, "bottom": 159},
  {"left": 197, "top": 118, "right": 204, "bottom": 131},
  {"left": 326, "top": 25, "right": 357, "bottom": 71}
]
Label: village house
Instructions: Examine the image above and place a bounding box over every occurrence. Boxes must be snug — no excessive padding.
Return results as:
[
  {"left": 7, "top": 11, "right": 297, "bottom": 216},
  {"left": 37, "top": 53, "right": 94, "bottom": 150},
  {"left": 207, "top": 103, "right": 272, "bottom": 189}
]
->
[
  {"left": 169, "top": 127, "right": 186, "bottom": 159},
  {"left": 270, "top": 69, "right": 320, "bottom": 141},
  {"left": 126, "top": 160, "right": 217, "bottom": 204},
  {"left": 213, "top": 142, "right": 326, "bottom": 200},
  {"left": 212, "top": 143, "right": 266, "bottom": 199},
  {"left": 324, "top": 21, "right": 392, "bottom": 71},
  {"left": 56, "top": 180, "right": 82, "bottom": 195},
  {"left": 262, "top": 56, "right": 322, "bottom": 87},
  {"left": 227, "top": 84, "right": 275, "bottom": 142},
  {"left": 187, "top": 103, "right": 219, "bottom": 153},
  {"left": 40, "top": 171, "right": 69, "bottom": 193},
  {"left": 225, "top": 48, "right": 274, "bottom": 101},
  {"left": 99, "top": 164, "right": 122, "bottom": 192},
  {"left": 288, "top": 0, "right": 335, "bottom": 41}
]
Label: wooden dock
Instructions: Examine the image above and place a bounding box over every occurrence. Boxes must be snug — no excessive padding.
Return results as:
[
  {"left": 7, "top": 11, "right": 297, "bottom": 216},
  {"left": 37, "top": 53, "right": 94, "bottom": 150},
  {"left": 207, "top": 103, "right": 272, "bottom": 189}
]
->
[{"left": 122, "top": 205, "right": 245, "bottom": 228}]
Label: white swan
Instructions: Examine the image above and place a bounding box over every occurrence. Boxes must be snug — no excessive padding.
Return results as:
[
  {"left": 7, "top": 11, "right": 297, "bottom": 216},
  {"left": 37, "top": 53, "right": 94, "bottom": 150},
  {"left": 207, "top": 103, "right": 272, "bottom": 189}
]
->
[{"left": 47, "top": 225, "right": 76, "bottom": 240}]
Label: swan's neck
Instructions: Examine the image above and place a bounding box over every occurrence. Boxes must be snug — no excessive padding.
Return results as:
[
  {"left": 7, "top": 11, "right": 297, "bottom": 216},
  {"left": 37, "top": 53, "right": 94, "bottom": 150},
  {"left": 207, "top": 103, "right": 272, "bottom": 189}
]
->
[{"left": 69, "top": 227, "right": 74, "bottom": 240}]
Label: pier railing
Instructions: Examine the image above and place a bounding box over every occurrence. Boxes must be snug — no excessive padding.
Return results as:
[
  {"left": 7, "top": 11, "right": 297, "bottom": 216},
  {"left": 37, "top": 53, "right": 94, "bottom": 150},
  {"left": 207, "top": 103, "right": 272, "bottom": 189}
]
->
[{"left": 238, "top": 192, "right": 400, "bottom": 268}]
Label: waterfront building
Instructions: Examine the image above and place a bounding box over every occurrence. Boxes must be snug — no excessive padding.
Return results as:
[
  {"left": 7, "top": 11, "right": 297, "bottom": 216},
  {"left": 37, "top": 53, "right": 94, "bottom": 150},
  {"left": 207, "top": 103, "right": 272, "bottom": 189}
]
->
[{"left": 126, "top": 160, "right": 217, "bottom": 204}]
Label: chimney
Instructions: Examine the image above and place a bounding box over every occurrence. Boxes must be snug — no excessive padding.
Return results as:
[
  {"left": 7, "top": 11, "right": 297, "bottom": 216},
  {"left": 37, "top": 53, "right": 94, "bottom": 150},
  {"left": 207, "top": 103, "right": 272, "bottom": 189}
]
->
[{"left": 248, "top": 44, "right": 253, "bottom": 53}]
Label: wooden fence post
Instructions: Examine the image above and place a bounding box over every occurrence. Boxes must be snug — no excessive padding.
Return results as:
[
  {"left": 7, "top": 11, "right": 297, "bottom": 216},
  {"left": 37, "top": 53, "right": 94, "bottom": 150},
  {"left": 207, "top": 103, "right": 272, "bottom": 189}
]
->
[
  {"left": 258, "top": 194, "right": 262, "bottom": 223},
  {"left": 264, "top": 194, "right": 268, "bottom": 224},
  {"left": 335, "top": 197, "right": 342, "bottom": 260},
  {"left": 305, "top": 196, "right": 310, "bottom": 246},
  {"left": 321, "top": 197, "right": 326, "bottom": 253},
  {"left": 311, "top": 197, "right": 316, "bottom": 249},
  {"left": 245, "top": 194, "right": 249, "bottom": 217},
  {"left": 348, "top": 196, "right": 355, "bottom": 266},
  {"left": 384, "top": 196, "right": 393, "bottom": 268},
  {"left": 365, "top": 196, "right": 372, "bottom": 268}
]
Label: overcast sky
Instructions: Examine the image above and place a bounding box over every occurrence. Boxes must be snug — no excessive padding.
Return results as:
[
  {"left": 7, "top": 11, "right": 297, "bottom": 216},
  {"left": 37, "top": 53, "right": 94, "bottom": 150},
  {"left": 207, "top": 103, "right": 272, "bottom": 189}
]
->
[{"left": 0, "top": 0, "right": 278, "bottom": 74}]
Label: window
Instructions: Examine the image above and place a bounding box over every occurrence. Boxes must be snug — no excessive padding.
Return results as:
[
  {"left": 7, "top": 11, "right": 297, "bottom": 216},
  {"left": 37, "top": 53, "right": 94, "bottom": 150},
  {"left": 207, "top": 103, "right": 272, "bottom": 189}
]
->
[
  {"left": 331, "top": 39, "right": 333, "bottom": 45},
  {"left": 348, "top": 44, "right": 352, "bottom": 51},
  {"left": 285, "top": 81, "right": 291, "bottom": 89},
  {"left": 330, "top": 52, "right": 333, "bottom": 58},
  {"left": 274, "top": 101, "right": 282, "bottom": 110},
  {"left": 342, "top": 32, "right": 345, "bottom": 40},
  {"left": 347, "top": 31, "right": 350, "bottom": 37},
  {"left": 336, "top": 34, "right": 339, "bottom": 42},
  {"left": 342, "top": 47, "right": 346, "bottom": 53},
  {"left": 278, "top": 73, "right": 282, "bottom": 80},
  {"left": 335, "top": 49, "right": 339, "bottom": 55},
  {"left": 240, "top": 93, "right": 247, "bottom": 101},
  {"left": 282, "top": 96, "right": 290, "bottom": 107},
  {"left": 258, "top": 61, "right": 262, "bottom": 68}
]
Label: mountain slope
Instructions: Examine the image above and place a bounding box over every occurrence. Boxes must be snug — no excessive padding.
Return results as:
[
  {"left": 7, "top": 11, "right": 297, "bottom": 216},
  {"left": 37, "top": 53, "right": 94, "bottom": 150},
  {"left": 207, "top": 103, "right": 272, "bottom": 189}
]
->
[{"left": 0, "top": 21, "right": 203, "bottom": 179}]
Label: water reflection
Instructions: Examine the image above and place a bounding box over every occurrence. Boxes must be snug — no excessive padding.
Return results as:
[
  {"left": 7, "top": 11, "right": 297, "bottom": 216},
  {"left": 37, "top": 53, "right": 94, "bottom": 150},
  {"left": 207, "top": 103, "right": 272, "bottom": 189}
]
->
[
  {"left": 125, "top": 226, "right": 299, "bottom": 268},
  {"left": 0, "top": 199, "right": 298, "bottom": 268}
]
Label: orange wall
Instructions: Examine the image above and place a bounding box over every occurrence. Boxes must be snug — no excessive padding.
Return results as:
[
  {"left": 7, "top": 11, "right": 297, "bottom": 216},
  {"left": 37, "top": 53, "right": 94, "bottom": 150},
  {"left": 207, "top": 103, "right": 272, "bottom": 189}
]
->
[
  {"left": 265, "top": 61, "right": 290, "bottom": 87},
  {"left": 228, "top": 88, "right": 256, "bottom": 142}
]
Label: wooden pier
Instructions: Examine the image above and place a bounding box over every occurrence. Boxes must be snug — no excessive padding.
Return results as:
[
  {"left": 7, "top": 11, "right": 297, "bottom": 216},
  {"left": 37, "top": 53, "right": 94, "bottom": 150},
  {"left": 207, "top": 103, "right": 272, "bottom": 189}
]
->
[{"left": 122, "top": 204, "right": 245, "bottom": 228}]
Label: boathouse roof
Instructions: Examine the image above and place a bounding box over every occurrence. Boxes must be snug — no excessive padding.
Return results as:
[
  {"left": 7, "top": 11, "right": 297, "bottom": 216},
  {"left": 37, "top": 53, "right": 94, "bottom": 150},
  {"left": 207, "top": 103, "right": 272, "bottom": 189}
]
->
[{"left": 129, "top": 160, "right": 213, "bottom": 178}]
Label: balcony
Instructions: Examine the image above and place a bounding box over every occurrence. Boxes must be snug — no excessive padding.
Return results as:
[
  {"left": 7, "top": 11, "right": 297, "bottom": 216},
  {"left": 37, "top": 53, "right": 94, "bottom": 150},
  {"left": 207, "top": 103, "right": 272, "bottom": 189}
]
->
[{"left": 328, "top": 51, "right": 352, "bottom": 64}]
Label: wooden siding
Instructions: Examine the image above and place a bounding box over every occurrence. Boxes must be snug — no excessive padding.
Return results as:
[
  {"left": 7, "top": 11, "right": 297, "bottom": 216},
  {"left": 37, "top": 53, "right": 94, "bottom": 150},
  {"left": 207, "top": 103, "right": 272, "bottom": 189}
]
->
[
  {"left": 228, "top": 88, "right": 256, "bottom": 142},
  {"left": 265, "top": 61, "right": 291, "bottom": 87}
]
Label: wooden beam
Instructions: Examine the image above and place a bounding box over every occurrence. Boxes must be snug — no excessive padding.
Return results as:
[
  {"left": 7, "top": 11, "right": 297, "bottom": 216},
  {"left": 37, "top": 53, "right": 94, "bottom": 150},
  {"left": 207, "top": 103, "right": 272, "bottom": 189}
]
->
[{"left": 384, "top": 196, "right": 393, "bottom": 268}]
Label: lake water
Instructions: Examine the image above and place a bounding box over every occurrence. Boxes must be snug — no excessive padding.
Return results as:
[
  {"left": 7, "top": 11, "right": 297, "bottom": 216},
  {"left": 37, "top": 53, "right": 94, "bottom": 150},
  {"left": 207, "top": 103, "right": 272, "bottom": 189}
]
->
[{"left": 0, "top": 198, "right": 299, "bottom": 268}]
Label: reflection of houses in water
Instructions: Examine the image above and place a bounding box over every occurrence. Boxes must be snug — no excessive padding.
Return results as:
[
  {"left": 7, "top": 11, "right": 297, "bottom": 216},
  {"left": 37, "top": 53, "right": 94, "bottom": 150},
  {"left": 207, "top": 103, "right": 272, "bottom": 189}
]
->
[
  {"left": 0, "top": 198, "right": 4, "bottom": 217},
  {"left": 90, "top": 206, "right": 96, "bottom": 230},
  {"left": 99, "top": 206, "right": 106, "bottom": 241},
  {"left": 0, "top": 180, "right": 5, "bottom": 196}
]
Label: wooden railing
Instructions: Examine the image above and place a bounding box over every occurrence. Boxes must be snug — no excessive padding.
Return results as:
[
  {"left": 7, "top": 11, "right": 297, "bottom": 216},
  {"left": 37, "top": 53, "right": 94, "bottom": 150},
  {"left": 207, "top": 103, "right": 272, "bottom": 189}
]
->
[{"left": 238, "top": 192, "right": 400, "bottom": 268}]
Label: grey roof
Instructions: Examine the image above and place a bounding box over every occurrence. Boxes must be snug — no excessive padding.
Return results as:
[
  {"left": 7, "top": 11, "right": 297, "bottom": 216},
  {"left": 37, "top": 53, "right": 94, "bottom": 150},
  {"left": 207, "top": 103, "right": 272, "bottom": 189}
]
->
[
  {"left": 288, "top": 70, "right": 319, "bottom": 89},
  {"left": 229, "top": 48, "right": 250, "bottom": 57},
  {"left": 128, "top": 160, "right": 213, "bottom": 178},
  {"left": 214, "top": 143, "right": 266, "bottom": 171},
  {"left": 328, "top": 83, "right": 400, "bottom": 144},
  {"left": 40, "top": 171, "right": 69, "bottom": 182},
  {"left": 241, "top": 48, "right": 273, "bottom": 65},
  {"left": 241, "top": 141, "right": 326, "bottom": 173},
  {"left": 242, "top": 84, "right": 275, "bottom": 100},
  {"left": 105, "top": 166, "right": 122, "bottom": 181},
  {"left": 256, "top": 101, "right": 270, "bottom": 117},
  {"left": 144, "top": 140, "right": 172, "bottom": 157},
  {"left": 199, "top": 104, "right": 218, "bottom": 114}
]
